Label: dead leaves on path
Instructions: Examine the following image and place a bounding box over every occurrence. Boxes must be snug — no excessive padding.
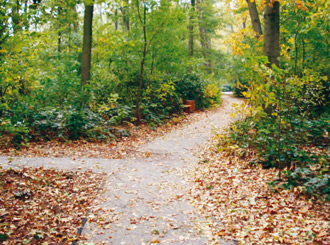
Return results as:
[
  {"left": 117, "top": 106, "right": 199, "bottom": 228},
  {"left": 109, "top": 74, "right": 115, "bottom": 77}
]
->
[
  {"left": 0, "top": 167, "right": 106, "bottom": 243},
  {"left": 0, "top": 107, "right": 222, "bottom": 160},
  {"left": 191, "top": 137, "right": 330, "bottom": 244}
]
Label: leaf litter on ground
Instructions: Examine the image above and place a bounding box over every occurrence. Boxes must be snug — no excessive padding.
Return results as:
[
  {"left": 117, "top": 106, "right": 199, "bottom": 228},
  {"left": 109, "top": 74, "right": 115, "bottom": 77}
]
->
[
  {"left": 190, "top": 136, "right": 330, "bottom": 244},
  {"left": 0, "top": 106, "right": 225, "bottom": 244},
  {"left": 0, "top": 109, "right": 220, "bottom": 159},
  {"left": 0, "top": 166, "right": 106, "bottom": 243}
]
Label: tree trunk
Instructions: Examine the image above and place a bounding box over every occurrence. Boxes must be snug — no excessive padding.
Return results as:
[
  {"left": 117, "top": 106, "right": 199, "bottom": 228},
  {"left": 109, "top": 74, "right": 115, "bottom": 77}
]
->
[
  {"left": 150, "top": 47, "right": 156, "bottom": 75},
  {"left": 196, "top": 0, "right": 212, "bottom": 71},
  {"left": 121, "top": 0, "right": 130, "bottom": 32},
  {"left": 294, "top": 33, "right": 298, "bottom": 75},
  {"left": 188, "top": 0, "right": 195, "bottom": 56},
  {"left": 136, "top": 33, "right": 147, "bottom": 122},
  {"left": 12, "top": 0, "right": 21, "bottom": 34},
  {"left": 263, "top": 0, "right": 280, "bottom": 67},
  {"left": 58, "top": 31, "right": 62, "bottom": 53},
  {"left": 135, "top": 0, "right": 147, "bottom": 122},
  {"left": 115, "top": 9, "right": 118, "bottom": 30},
  {"left": 242, "top": 16, "right": 246, "bottom": 29},
  {"left": 57, "top": 7, "right": 62, "bottom": 53},
  {"left": 80, "top": 3, "right": 94, "bottom": 89},
  {"left": 246, "top": 0, "right": 262, "bottom": 37}
]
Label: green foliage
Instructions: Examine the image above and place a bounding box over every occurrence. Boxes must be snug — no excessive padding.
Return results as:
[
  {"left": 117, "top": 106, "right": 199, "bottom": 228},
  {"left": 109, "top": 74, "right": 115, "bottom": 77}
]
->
[
  {"left": 232, "top": 78, "right": 248, "bottom": 97},
  {"left": 141, "top": 79, "right": 180, "bottom": 124},
  {"left": 226, "top": 0, "right": 329, "bottom": 175},
  {"left": 0, "top": 233, "right": 8, "bottom": 242},
  {"left": 175, "top": 74, "right": 221, "bottom": 109},
  {"left": 0, "top": 0, "right": 224, "bottom": 147},
  {"left": 227, "top": 62, "right": 329, "bottom": 163},
  {"left": 225, "top": 61, "right": 329, "bottom": 199},
  {"left": 270, "top": 162, "right": 330, "bottom": 201},
  {"left": 0, "top": 119, "right": 29, "bottom": 149},
  {"left": 223, "top": 0, "right": 330, "bottom": 200}
]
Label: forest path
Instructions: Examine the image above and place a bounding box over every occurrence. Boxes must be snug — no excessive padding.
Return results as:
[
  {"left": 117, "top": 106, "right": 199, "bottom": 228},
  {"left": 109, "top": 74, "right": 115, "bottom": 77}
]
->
[{"left": 0, "top": 95, "right": 243, "bottom": 244}]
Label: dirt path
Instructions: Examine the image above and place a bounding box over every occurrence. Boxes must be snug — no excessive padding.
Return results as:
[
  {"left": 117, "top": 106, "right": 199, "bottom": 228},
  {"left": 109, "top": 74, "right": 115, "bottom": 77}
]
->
[{"left": 0, "top": 95, "right": 243, "bottom": 244}]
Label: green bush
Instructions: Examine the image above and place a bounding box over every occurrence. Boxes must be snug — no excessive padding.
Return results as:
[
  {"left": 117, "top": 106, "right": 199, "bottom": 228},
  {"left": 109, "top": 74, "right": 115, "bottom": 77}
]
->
[
  {"left": 232, "top": 77, "right": 248, "bottom": 97},
  {"left": 223, "top": 65, "right": 330, "bottom": 199},
  {"left": 0, "top": 119, "right": 29, "bottom": 149},
  {"left": 174, "top": 73, "right": 221, "bottom": 109}
]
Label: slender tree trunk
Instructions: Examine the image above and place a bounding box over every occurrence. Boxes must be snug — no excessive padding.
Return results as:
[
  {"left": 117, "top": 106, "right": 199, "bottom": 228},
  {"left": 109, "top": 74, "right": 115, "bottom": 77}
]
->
[
  {"left": 23, "top": 0, "right": 29, "bottom": 30},
  {"left": 188, "top": 0, "right": 195, "bottom": 56},
  {"left": 242, "top": 17, "right": 246, "bottom": 29},
  {"left": 263, "top": 0, "right": 280, "bottom": 67},
  {"left": 135, "top": 0, "right": 147, "bottom": 122},
  {"left": 150, "top": 48, "right": 155, "bottom": 75},
  {"left": 302, "top": 16, "right": 306, "bottom": 71},
  {"left": 115, "top": 9, "right": 118, "bottom": 30},
  {"left": 302, "top": 35, "right": 305, "bottom": 71},
  {"left": 57, "top": 6, "right": 62, "bottom": 53},
  {"left": 136, "top": 36, "right": 147, "bottom": 122},
  {"left": 58, "top": 31, "right": 62, "bottom": 53},
  {"left": 121, "top": 0, "right": 130, "bottom": 32},
  {"left": 294, "top": 33, "right": 298, "bottom": 75},
  {"left": 196, "top": 0, "right": 212, "bottom": 71},
  {"left": 80, "top": 3, "right": 94, "bottom": 89},
  {"left": 12, "top": 0, "right": 21, "bottom": 34},
  {"left": 71, "top": 2, "right": 79, "bottom": 33},
  {"left": 246, "top": 0, "right": 262, "bottom": 37}
]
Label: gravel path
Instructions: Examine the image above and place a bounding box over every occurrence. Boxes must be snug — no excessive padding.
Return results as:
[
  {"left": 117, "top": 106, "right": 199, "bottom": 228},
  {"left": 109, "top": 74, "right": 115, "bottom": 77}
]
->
[{"left": 0, "top": 95, "right": 243, "bottom": 244}]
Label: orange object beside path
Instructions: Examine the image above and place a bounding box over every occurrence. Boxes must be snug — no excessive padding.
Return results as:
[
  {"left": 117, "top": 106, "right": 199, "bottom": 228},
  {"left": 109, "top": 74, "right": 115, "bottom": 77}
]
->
[{"left": 184, "top": 100, "right": 195, "bottom": 113}]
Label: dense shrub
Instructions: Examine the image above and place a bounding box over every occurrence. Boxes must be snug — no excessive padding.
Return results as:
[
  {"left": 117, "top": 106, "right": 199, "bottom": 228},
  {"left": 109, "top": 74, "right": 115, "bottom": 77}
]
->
[
  {"left": 232, "top": 78, "right": 248, "bottom": 97},
  {"left": 222, "top": 64, "right": 330, "bottom": 199},
  {"left": 0, "top": 71, "right": 221, "bottom": 148},
  {"left": 174, "top": 74, "right": 221, "bottom": 109}
]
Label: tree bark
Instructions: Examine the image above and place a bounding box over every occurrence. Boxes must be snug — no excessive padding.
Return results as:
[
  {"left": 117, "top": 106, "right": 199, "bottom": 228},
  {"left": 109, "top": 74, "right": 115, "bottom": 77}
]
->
[
  {"left": 196, "top": 0, "right": 212, "bottom": 71},
  {"left": 150, "top": 47, "right": 156, "bottom": 75},
  {"left": 80, "top": 3, "right": 94, "bottom": 89},
  {"left": 57, "top": 7, "right": 62, "bottom": 53},
  {"left": 135, "top": 0, "right": 147, "bottom": 122},
  {"left": 121, "top": 0, "right": 130, "bottom": 31},
  {"left": 115, "top": 9, "right": 118, "bottom": 30},
  {"left": 188, "top": 0, "right": 195, "bottom": 56},
  {"left": 263, "top": 0, "right": 280, "bottom": 67},
  {"left": 246, "top": 0, "right": 262, "bottom": 37},
  {"left": 12, "top": 0, "right": 21, "bottom": 34}
]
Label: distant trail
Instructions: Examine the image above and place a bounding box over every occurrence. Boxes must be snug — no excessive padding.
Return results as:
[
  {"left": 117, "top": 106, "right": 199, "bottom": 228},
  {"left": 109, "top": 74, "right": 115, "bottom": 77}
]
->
[{"left": 0, "top": 95, "right": 243, "bottom": 244}]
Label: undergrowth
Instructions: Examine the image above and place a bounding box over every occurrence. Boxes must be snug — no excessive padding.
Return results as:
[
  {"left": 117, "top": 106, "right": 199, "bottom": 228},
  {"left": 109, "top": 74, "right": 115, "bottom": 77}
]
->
[{"left": 220, "top": 63, "right": 330, "bottom": 201}]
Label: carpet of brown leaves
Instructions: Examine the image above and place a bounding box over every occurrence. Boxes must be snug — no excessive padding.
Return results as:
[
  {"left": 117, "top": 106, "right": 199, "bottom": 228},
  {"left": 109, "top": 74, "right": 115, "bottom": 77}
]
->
[
  {"left": 0, "top": 110, "right": 216, "bottom": 159},
  {"left": 0, "top": 167, "right": 106, "bottom": 243},
  {"left": 190, "top": 137, "right": 330, "bottom": 244}
]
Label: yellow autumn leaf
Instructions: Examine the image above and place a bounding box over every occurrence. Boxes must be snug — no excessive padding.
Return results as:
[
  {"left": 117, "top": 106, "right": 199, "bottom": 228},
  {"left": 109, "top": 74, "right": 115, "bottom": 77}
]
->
[{"left": 288, "top": 37, "right": 295, "bottom": 44}]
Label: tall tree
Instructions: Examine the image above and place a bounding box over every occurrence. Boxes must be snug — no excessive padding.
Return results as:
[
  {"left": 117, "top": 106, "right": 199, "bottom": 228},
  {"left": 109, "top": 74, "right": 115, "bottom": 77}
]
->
[
  {"left": 246, "top": 0, "right": 262, "bottom": 37},
  {"left": 188, "top": 0, "right": 195, "bottom": 56},
  {"left": 0, "top": 2, "right": 10, "bottom": 51},
  {"left": 121, "top": 0, "right": 130, "bottom": 31},
  {"left": 134, "top": 0, "right": 167, "bottom": 121},
  {"left": 263, "top": 0, "right": 280, "bottom": 67},
  {"left": 135, "top": 0, "right": 147, "bottom": 122},
  {"left": 80, "top": 2, "right": 94, "bottom": 89},
  {"left": 115, "top": 8, "right": 118, "bottom": 30},
  {"left": 196, "top": 0, "right": 212, "bottom": 70}
]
